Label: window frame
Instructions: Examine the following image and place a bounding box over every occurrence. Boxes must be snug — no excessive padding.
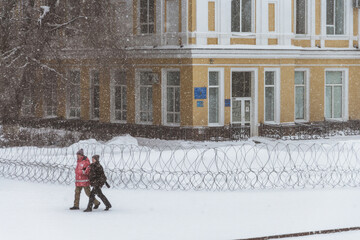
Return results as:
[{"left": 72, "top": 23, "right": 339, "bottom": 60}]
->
[
  {"left": 208, "top": 68, "right": 224, "bottom": 127},
  {"left": 66, "top": 69, "right": 81, "bottom": 119},
  {"left": 89, "top": 69, "right": 100, "bottom": 121},
  {"left": 110, "top": 69, "right": 127, "bottom": 123},
  {"left": 294, "top": 69, "right": 310, "bottom": 122},
  {"left": 230, "top": 0, "right": 255, "bottom": 34},
  {"left": 138, "top": 0, "right": 155, "bottom": 35},
  {"left": 325, "top": 0, "right": 346, "bottom": 36},
  {"left": 294, "top": 0, "right": 309, "bottom": 36},
  {"left": 135, "top": 69, "right": 154, "bottom": 125},
  {"left": 42, "top": 71, "right": 58, "bottom": 118},
  {"left": 324, "top": 68, "right": 348, "bottom": 121},
  {"left": 162, "top": 69, "right": 181, "bottom": 126},
  {"left": 264, "top": 68, "right": 280, "bottom": 124}
]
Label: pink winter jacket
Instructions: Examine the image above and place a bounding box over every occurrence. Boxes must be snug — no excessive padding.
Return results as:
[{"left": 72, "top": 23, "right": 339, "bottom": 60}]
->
[{"left": 75, "top": 156, "right": 91, "bottom": 187}]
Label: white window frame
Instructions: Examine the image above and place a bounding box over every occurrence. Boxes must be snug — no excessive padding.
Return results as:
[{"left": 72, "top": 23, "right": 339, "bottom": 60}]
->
[
  {"left": 230, "top": 0, "right": 255, "bottom": 33},
  {"left": 21, "top": 87, "right": 34, "bottom": 117},
  {"left": 294, "top": 69, "right": 310, "bottom": 122},
  {"left": 264, "top": 68, "right": 280, "bottom": 124},
  {"left": 110, "top": 69, "right": 127, "bottom": 123},
  {"left": 135, "top": 69, "right": 154, "bottom": 125},
  {"left": 43, "top": 71, "right": 57, "bottom": 118},
  {"left": 162, "top": 68, "right": 181, "bottom": 126},
  {"left": 66, "top": 69, "right": 81, "bottom": 119},
  {"left": 208, "top": 68, "right": 224, "bottom": 127},
  {"left": 294, "top": 0, "right": 310, "bottom": 36},
  {"left": 324, "top": 68, "right": 348, "bottom": 121},
  {"left": 89, "top": 69, "right": 100, "bottom": 121},
  {"left": 138, "top": 0, "right": 155, "bottom": 34}
]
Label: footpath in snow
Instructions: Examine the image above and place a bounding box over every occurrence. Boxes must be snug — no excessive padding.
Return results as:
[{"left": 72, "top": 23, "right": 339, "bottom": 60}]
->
[{"left": 1, "top": 179, "right": 360, "bottom": 240}]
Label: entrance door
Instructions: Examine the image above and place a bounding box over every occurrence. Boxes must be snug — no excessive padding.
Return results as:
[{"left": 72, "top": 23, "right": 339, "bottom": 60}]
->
[{"left": 231, "top": 72, "right": 252, "bottom": 126}]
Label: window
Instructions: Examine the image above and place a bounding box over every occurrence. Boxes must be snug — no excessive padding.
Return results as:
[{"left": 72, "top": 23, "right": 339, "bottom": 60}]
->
[
  {"left": 295, "top": 71, "right": 307, "bottom": 120},
  {"left": 112, "top": 70, "right": 127, "bottom": 122},
  {"left": 231, "top": 0, "right": 252, "bottom": 32},
  {"left": 21, "top": 88, "right": 34, "bottom": 117},
  {"left": 325, "top": 71, "right": 344, "bottom": 119},
  {"left": 43, "top": 71, "right": 57, "bottom": 117},
  {"left": 264, "top": 71, "right": 276, "bottom": 122},
  {"left": 295, "top": 0, "right": 307, "bottom": 34},
  {"left": 209, "top": 72, "right": 220, "bottom": 124},
  {"left": 138, "top": 72, "right": 153, "bottom": 123},
  {"left": 326, "top": 0, "right": 345, "bottom": 35},
  {"left": 90, "top": 70, "right": 100, "bottom": 120},
  {"left": 68, "top": 70, "right": 81, "bottom": 118},
  {"left": 140, "top": 0, "right": 155, "bottom": 34},
  {"left": 165, "top": 71, "right": 180, "bottom": 125}
]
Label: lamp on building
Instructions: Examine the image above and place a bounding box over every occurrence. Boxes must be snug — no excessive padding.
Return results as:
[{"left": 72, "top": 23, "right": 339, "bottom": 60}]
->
[
  {"left": 354, "top": 44, "right": 359, "bottom": 49},
  {"left": 315, "top": 44, "right": 321, "bottom": 48}
]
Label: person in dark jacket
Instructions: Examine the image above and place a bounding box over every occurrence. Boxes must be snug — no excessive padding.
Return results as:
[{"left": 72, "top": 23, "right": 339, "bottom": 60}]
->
[{"left": 83, "top": 155, "right": 112, "bottom": 212}]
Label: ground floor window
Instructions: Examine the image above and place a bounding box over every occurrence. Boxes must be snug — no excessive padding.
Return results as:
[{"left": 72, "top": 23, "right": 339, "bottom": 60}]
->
[
  {"left": 164, "top": 70, "right": 180, "bottom": 125},
  {"left": 22, "top": 88, "right": 34, "bottom": 117},
  {"left": 138, "top": 72, "right": 153, "bottom": 124},
  {"left": 112, "top": 70, "right": 127, "bottom": 122},
  {"left": 68, "top": 70, "right": 81, "bottom": 118},
  {"left": 325, "top": 71, "right": 344, "bottom": 119},
  {"left": 43, "top": 71, "right": 57, "bottom": 117},
  {"left": 294, "top": 70, "right": 307, "bottom": 121},
  {"left": 90, "top": 70, "right": 100, "bottom": 120},
  {"left": 264, "top": 71, "right": 275, "bottom": 122}
]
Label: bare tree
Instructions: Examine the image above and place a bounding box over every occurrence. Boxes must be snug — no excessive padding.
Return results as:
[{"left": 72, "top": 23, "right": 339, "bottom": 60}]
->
[{"left": 0, "top": 0, "right": 127, "bottom": 121}]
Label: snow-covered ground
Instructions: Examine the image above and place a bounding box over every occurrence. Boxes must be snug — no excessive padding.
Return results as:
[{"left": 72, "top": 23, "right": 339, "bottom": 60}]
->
[{"left": 1, "top": 178, "right": 360, "bottom": 240}]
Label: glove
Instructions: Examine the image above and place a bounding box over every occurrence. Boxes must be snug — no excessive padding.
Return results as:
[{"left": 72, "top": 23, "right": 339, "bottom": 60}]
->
[
  {"left": 82, "top": 167, "right": 86, "bottom": 171},
  {"left": 105, "top": 182, "right": 110, "bottom": 188}
]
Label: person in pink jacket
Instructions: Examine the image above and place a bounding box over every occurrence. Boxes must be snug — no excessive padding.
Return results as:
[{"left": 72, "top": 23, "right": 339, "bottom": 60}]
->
[{"left": 69, "top": 149, "right": 100, "bottom": 210}]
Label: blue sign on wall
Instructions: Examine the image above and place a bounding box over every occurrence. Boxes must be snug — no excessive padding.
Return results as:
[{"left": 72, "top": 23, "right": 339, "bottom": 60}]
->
[
  {"left": 197, "top": 101, "right": 204, "bottom": 107},
  {"left": 194, "top": 87, "right": 207, "bottom": 99},
  {"left": 225, "top": 99, "right": 231, "bottom": 107}
]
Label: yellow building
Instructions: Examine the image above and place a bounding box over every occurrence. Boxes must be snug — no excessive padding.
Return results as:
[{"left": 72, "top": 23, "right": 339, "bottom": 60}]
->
[{"left": 23, "top": 0, "right": 360, "bottom": 140}]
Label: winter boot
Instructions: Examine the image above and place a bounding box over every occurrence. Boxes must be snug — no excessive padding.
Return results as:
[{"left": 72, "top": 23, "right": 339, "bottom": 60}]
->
[
  {"left": 69, "top": 206, "right": 79, "bottom": 210},
  {"left": 104, "top": 204, "right": 112, "bottom": 211},
  {"left": 83, "top": 208, "right": 92, "bottom": 212},
  {"left": 94, "top": 202, "right": 101, "bottom": 209}
]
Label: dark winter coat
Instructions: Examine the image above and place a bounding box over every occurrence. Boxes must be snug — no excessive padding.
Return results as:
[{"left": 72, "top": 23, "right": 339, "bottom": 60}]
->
[{"left": 87, "top": 162, "right": 107, "bottom": 187}]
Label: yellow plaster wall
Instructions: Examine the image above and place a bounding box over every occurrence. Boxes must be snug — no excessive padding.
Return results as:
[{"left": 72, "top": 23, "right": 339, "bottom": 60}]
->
[
  {"left": 268, "top": 38, "right": 278, "bottom": 45},
  {"left": 268, "top": 3, "right": 275, "bottom": 32},
  {"left": 315, "top": 0, "right": 321, "bottom": 35},
  {"left": 280, "top": 65, "right": 295, "bottom": 123},
  {"left": 230, "top": 38, "right": 256, "bottom": 45},
  {"left": 180, "top": 66, "right": 194, "bottom": 126},
  {"left": 292, "top": 39, "right": 311, "bottom": 47},
  {"left": 208, "top": 1, "right": 215, "bottom": 32},
  {"left": 207, "top": 38, "right": 218, "bottom": 45},
  {"left": 188, "top": 0, "right": 196, "bottom": 32},
  {"left": 224, "top": 67, "right": 231, "bottom": 125},
  {"left": 308, "top": 66, "right": 325, "bottom": 122},
  {"left": 192, "top": 66, "right": 208, "bottom": 126},
  {"left": 325, "top": 40, "right": 349, "bottom": 48},
  {"left": 349, "top": 66, "right": 360, "bottom": 119},
  {"left": 354, "top": 9, "right": 359, "bottom": 37}
]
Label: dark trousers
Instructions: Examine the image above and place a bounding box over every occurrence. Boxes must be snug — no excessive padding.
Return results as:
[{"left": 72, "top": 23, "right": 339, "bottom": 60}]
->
[{"left": 87, "top": 186, "right": 111, "bottom": 209}]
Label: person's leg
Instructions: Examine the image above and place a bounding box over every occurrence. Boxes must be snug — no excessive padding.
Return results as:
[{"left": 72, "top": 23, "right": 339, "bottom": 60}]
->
[
  {"left": 96, "top": 187, "right": 112, "bottom": 210},
  {"left": 71, "top": 186, "right": 82, "bottom": 209},
  {"left": 84, "top": 186, "right": 100, "bottom": 207},
  {"left": 84, "top": 187, "right": 96, "bottom": 211}
]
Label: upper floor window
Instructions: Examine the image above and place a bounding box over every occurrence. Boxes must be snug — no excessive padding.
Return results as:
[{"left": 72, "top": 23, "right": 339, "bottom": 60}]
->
[
  {"left": 140, "top": 0, "right": 155, "bottom": 34},
  {"left": 326, "top": 0, "right": 345, "bottom": 35},
  {"left": 295, "top": 0, "right": 307, "bottom": 34},
  {"left": 231, "top": 0, "right": 252, "bottom": 33}
]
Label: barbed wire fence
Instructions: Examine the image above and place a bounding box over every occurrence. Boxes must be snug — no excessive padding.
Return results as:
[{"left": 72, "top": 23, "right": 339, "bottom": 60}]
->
[{"left": 1, "top": 141, "right": 360, "bottom": 191}]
